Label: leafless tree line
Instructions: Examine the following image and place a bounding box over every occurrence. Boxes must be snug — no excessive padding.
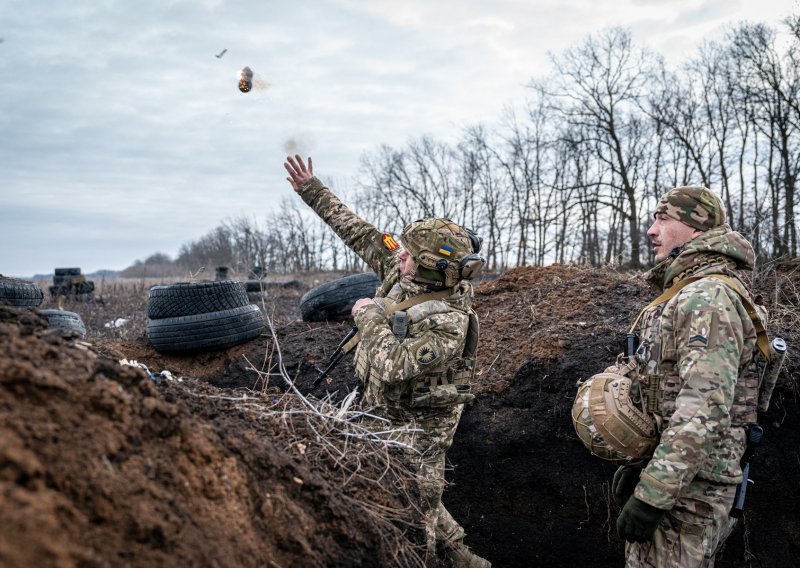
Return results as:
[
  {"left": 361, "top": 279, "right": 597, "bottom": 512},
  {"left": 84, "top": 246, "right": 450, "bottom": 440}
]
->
[{"left": 140, "top": 18, "right": 800, "bottom": 276}]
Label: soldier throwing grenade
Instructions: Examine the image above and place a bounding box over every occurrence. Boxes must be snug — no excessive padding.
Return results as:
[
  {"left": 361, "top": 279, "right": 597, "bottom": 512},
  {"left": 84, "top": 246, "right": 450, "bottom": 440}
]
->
[{"left": 284, "top": 155, "right": 491, "bottom": 567}]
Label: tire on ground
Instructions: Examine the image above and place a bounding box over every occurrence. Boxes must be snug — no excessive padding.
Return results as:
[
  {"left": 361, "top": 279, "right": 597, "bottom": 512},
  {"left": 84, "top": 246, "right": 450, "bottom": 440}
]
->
[
  {"left": 54, "top": 268, "right": 82, "bottom": 276},
  {"left": 48, "top": 281, "right": 95, "bottom": 297},
  {"left": 299, "top": 272, "right": 380, "bottom": 322},
  {"left": 244, "top": 280, "right": 267, "bottom": 292},
  {"left": 74, "top": 281, "right": 95, "bottom": 295},
  {"left": 37, "top": 309, "right": 87, "bottom": 337},
  {"left": 147, "top": 280, "right": 249, "bottom": 319},
  {"left": 147, "top": 304, "right": 265, "bottom": 353},
  {"left": 0, "top": 277, "right": 44, "bottom": 307}
]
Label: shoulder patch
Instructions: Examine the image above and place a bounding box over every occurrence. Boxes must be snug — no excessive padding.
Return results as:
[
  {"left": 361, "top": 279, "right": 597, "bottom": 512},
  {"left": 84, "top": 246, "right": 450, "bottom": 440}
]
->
[
  {"left": 382, "top": 233, "right": 400, "bottom": 251},
  {"left": 416, "top": 343, "right": 438, "bottom": 365},
  {"left": 688, "top": 334, "right": 708, "bottom": 347},
  {"left": 684, "top": 308, "right": 719, "bottom": 349}
]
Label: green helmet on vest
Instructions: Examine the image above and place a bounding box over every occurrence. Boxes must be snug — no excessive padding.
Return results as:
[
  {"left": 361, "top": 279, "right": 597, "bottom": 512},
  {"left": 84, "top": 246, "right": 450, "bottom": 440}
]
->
[{"left": 400, "top": 218, "right": 485, "bottom": 288}]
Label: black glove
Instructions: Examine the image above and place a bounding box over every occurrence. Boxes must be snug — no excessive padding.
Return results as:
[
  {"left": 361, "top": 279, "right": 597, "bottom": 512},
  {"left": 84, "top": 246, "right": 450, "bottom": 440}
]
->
[
  {"left": 617, "top": 497, "right": 667, "bottom": 543},
  {"left": 612, "top": 465, "right": 642, "bottom": 508}
]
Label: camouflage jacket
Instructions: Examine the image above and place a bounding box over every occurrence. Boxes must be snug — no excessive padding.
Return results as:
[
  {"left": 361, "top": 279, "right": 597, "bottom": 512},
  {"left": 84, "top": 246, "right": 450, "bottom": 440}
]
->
[
  {"left": 633, "top": 224, "right": 761, "bottom": 510},
  {"left": 298, "top": 177, "right": 473, "bottom": 418}
]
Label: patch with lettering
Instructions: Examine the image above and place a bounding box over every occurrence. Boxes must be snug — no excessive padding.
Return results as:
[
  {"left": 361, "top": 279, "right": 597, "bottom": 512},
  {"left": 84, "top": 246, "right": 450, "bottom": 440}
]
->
[{"left": 416, "top": 343, "right": 438, "bottom": 365}]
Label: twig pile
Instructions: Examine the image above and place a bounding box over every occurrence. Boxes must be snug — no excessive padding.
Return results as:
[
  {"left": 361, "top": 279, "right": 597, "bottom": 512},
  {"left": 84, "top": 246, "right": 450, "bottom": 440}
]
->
[{"left": 200, "top": 312, "right": 428, "bottom": 568}]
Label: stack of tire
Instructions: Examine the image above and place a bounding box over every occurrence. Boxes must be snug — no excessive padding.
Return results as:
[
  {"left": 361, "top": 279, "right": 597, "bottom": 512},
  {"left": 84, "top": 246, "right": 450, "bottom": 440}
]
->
[
  {"left": 0, "top": 276, "right": 87, "bottom": 337},
  {"left": 299, "top": 272, "right": 380, "bottom": 322},
  {"left": 0, "top": 276, "right": 44, "bottom": 307},
  {"left": 146, "top": 280, "right": 264, "bottom": 353},
  {"left": 49, "top": 267, "right": 95, "bottom": 299}
]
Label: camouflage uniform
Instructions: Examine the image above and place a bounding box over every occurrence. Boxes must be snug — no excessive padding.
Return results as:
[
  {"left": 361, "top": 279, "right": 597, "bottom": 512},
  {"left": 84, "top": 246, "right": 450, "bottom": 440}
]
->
[
  {"left": 297, "top": 177, "right": 486, "bottom": 566},
  {"left": 626, "top": 188, "right": 762, "bottom": 567}
]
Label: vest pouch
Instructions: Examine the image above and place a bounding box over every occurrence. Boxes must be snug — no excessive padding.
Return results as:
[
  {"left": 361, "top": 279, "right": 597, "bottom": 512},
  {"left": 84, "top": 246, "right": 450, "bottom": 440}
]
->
[
  {"left": 447, "top": 357, "right": 477, "bottom": 383},
  {"left": 410, "top": 384, "right": 475, "bottom": 409}
]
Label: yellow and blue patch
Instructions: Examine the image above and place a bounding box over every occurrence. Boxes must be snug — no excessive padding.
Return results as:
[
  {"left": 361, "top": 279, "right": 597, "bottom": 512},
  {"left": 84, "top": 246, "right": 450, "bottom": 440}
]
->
[{"left": 438, "top": 245, "right": 452, "bottom": 257}]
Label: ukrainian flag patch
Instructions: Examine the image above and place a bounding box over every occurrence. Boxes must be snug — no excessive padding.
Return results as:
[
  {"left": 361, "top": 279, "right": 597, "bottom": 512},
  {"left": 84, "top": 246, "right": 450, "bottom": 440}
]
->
[{"left": 438, "top": 245, "right": 452, "bottom": 256}]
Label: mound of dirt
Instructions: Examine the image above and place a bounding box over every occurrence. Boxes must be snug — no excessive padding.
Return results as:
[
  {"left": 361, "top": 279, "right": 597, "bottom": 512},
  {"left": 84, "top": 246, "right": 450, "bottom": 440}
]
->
[
  {"left": 2, "top": 264, "right": 799, "bottom": 567},
  {"left": 0, "top": 305, "right": 426, "bottom": 567}
]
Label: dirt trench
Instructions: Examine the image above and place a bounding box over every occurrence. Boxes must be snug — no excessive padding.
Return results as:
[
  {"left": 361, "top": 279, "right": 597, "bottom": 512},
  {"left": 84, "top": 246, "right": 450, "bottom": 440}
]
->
[{"left": 2, "top": 264, "right": 799, "bottom": 567}]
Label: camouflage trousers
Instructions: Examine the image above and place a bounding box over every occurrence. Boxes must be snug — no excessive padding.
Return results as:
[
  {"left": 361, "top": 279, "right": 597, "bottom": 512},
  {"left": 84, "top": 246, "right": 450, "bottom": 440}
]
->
[
  {"left": 370, "top": 405, "right": 466, "bottom": 561},
  {"left": 626, "top": 479, "right": 738, "bottom": 568}
]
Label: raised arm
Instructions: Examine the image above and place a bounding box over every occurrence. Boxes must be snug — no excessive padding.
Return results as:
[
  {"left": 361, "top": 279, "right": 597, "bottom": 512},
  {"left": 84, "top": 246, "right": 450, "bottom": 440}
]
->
[{"left": 283, "top": 155, "right": 398, "bottom": 280}]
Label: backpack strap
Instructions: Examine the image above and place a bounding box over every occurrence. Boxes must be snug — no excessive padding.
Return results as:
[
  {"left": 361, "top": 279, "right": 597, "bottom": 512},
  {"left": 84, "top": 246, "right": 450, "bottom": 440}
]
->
[
  {"left": 629, "top": 274, "right": 771, "bottom": 361},
  {"left": 342, "top": 288, "right": 456, "bottom": 353}
]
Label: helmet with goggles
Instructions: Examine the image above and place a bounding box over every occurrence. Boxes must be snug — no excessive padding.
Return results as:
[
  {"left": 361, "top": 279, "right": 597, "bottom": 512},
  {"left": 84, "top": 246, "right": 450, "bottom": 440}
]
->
[{"left": 400, "top": 218, "right": 485, "bottom": 288}]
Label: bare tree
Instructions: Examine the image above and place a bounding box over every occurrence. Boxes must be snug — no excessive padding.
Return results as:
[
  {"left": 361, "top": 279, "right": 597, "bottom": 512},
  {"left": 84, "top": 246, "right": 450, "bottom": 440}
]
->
[
  {"left": 729, "top": 21, "right": 800, "bottom": 256},
  {"left": 545, "top": 27, "right": 658, "bottom": 266}
]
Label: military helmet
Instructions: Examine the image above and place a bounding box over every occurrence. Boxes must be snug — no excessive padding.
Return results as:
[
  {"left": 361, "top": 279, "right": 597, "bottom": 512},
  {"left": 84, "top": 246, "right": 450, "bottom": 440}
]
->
[
  {"left": 572, "top": 372, "right": 657, "bottom": 462},
  {"left": 400, "top": 218, "right": 485, "bottom": 288}
]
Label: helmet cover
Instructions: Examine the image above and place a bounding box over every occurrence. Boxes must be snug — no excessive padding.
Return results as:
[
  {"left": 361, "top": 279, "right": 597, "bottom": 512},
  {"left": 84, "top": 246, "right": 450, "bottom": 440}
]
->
[
  {"left": 572, "top": 372, "right": 657, "bottom": 462},
  {"left": 400, "top": 218, "right": 484, "bottom": 287}
]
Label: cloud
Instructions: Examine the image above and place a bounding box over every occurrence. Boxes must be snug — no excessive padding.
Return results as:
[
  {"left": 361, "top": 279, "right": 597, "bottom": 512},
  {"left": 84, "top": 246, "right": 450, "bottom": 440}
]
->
[{"left": 0, "top": 0, "right": 792, "bottom": 276}]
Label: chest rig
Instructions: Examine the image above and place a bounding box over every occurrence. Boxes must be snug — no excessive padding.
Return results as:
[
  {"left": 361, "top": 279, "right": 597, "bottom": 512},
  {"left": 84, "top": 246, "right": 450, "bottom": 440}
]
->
[
  {"left": 353, "top": 285, "right": 479, "bottom": 411},
  {"left": 630, "top": 273, "right": 771, "bottom": 426}
]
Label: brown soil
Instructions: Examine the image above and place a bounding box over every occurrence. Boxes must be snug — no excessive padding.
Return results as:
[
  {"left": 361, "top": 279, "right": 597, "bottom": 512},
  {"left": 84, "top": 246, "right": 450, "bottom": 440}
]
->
[{"left": 2, "top": 265, "right": 798, "bottom": 567}]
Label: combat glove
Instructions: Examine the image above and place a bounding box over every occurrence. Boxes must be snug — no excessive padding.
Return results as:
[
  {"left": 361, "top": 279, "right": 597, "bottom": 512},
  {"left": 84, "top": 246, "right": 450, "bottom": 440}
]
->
[
  {"left": 611, "top": 465, "right": 642, "bottom": 508},
  {"left": 616, "top": 496, "right": 666, "bottom": 543}
]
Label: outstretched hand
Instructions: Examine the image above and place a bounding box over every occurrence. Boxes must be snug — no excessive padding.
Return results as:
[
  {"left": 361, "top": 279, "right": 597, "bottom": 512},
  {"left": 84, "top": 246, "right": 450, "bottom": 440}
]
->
[{"left": 284, "top": 155, "right": 314, "bottom": 193}]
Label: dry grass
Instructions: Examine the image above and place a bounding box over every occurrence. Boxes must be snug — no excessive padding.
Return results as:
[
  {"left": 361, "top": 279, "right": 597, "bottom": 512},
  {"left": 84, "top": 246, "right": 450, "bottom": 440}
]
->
[
  {"left": 170, "top": 311, "right": 429, "bottom": 567},
  {"left": 751, "top": 260, "right": 800, "bottom": 398}
]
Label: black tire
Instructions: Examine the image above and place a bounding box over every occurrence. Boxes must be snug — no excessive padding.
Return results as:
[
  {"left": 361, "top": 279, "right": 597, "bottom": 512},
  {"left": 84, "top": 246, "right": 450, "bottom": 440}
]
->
[
  {"left": 37, "top": 309, "right": 87, "bottom": 337},
  {"left": 147, "top": 304, "right": 264, "bottom": 353},
  {"left": 54, "top": 267, "right": 82, "bottom": 276},
  {"left": 74, "top": 281, "right": 95, "bottom": 295},
  {"left": 299, "top": 272, "right": 380, "bottom": 322},
  {"left": 244, "top": 279, "right": 267, "bottom": 292},
  {"left": 0, "top": 277, "right": 44, "bottom": 307},
  {"left": 147, "top": 280, "right": 249, "bottom": 319},
  {"left": 48, "top": 281, "right": 95, "bottom": 297}
]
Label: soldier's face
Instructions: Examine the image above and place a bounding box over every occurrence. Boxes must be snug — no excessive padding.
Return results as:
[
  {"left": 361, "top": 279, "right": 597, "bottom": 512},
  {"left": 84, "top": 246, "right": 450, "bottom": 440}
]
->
[
  {"left": 398, "top": 250, "right": 417, "bottom": 276},
  {"left": 647, "top": 213, "right": 703, "bottom": 262}
]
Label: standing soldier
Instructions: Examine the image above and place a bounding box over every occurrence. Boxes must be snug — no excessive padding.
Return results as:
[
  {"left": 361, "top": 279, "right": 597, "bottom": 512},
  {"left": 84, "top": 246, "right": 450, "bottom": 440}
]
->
[
  {"left": 284, "top": 155, "right": 491, "bottom": 568},
  {"left": 617, "top": 187, "right": 768, "bottom": 565}
]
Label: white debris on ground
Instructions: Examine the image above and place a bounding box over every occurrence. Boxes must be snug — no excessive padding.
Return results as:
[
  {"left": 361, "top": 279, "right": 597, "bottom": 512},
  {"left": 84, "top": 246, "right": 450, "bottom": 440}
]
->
[{"left": 118, "top": 358, "right": 178, "bottom": 382}]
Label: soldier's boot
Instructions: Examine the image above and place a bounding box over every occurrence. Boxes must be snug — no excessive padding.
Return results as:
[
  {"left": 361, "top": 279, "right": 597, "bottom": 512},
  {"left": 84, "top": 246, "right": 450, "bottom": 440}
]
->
[{"left": 443, "top": 542, "right": 492, "bottom": 568}]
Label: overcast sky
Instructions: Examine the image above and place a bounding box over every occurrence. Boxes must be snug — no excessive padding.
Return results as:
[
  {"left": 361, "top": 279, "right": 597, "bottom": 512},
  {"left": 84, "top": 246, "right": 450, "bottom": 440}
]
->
[{"left": 0, "top": 0, "right": 795, "bottom": 277}]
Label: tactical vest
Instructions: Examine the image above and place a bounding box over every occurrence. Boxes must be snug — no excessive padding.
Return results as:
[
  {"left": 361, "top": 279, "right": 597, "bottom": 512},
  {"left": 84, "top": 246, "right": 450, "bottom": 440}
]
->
[
  {"left": 633, "top": 273, "right": 771, "bottom": 426},
  {"left": 354, "top": 285, "right": 478, "bottom": 412}
]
